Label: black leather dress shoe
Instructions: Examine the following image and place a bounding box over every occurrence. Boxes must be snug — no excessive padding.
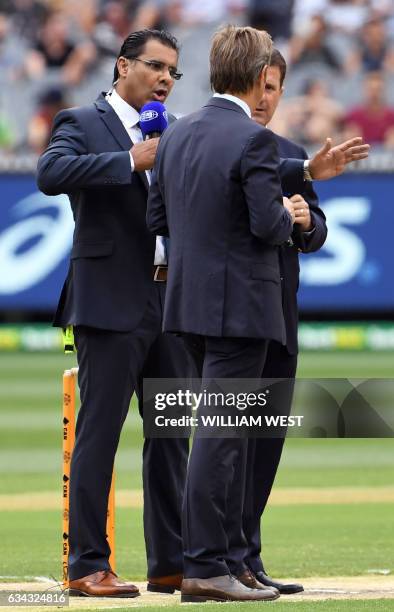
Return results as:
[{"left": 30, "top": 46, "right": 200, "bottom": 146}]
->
[
  {"left": 181, "top": 575, "right": 280, "bottom": 602},
  {"left": 255, "top": 570, "right": 304, "bottom": 595}
]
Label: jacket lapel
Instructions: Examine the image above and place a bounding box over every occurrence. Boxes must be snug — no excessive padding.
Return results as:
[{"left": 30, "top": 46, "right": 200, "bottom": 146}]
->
[{"left": 95, "top": 93, "right": 150, "bottom": 192}]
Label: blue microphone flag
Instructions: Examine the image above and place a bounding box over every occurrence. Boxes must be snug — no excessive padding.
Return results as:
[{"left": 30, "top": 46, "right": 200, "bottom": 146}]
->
[{"left": 139, "top": 101, "right": 168, "bottom": 138}]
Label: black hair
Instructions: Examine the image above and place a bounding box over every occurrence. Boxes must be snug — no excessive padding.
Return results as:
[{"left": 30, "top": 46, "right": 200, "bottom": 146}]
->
[
  {"left": 38, "top": 86, "right": 65, "bottom": 105},
  {"left": 269, "top": 48, "right": 287, "bottom": 87},
  {"left": 113, "top": 29, "right": 179, "bottom": 83}
]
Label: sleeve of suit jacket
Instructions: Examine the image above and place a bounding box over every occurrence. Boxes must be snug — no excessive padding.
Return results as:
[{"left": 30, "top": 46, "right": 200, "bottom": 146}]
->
[
  {"left": 278, "top": 157, "right": 305, "bottom": 196},
  {"left": 241, "top": 128, "right": 293, "bottom": 245},
  {"left": 291, "top": 147, "right": 328, "bottom": 253},
  {"left": 36, "top": 109, "right": 132, "bottom": 195}
]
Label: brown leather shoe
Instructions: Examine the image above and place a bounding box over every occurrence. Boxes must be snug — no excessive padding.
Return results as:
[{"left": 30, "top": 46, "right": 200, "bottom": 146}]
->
[
  {"left": 68, "top": 570, "right": 140, "bottom": 598},
  {"left": 237, "top": 568, "right": 280, "bottom": 595},
  {"left": 181, "top": 575, "right": 280, "bottom": 602},
  {"left": 147, "top": 574, "right": 183, "bottom": 594}
]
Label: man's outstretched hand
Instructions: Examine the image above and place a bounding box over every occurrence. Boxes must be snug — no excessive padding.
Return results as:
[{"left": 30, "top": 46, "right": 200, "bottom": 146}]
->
[{"left": 309, "top": 137, "right": 370, "bottom": 180}]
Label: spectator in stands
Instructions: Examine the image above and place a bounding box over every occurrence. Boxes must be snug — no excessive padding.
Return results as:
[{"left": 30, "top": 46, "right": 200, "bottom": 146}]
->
[
  {"left": 93, "top": 1, "right": 134, "bottom": 59},
  {"left": 343, "top": 71, "right": 394, "bottom": 147},
  {"left": 59, "top": 0, "right": 98, "bottom": 37},
  {"left": 0, "top": 12, "right": 26, "bottom": 80},
  {"left": 292, "top": 0, "right": 327, "bottom": 33},
  {"left": 162, "top": 0, "right": 247, "bottom": 115},
  {"left": 161, "top": 0, "right": 245, "bottom": 27},
  {"left": 248, "top": 0, "right": 294, "bottom": 45},
  {"left": 5, "top": 0, "right": 48, "bottom": 43},
  {"left": 346, "top": 17, "right": 394, "bottom": 74},
  {"left": 27, "top": 87, "right": 68, "bottom": 154},
  {"left": 93, "top": 1, "right": 168, "bottom": 70},
  {"left": 289, "top": 15, "right": 342, "bottom": 72},
  {"left": 24, "top": 11, "right": 96, "bottom": 85},
  {"left": 324, "top": 0, "right": 369, "bottom": 35},
  {"left": 132, "top": 0, "right": 168, "bottom": 31},
  {"left": 283, "top": 78, "right": 343, "bottom": 147}
]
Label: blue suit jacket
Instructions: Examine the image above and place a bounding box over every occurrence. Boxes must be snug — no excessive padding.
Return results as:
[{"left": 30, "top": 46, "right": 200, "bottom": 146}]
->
[
  {"left": 274, "top": 133, "right": 327, "bottom": 354},
  {"left": 37, "top": 93, "right": 157, "bottom": 331},
  {"left": 147, "top": 97, "right": 306, "bottom": 342}
]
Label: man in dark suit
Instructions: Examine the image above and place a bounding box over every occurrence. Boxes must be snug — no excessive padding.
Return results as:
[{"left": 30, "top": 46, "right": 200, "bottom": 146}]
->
[
  {"left": 225, "top": 49, "right": 327, "bottom": 594},
  {"left": 224, "top": 47, "right": 367, "bottom": 594},
  {"left": 147, "top": 25, "right": 298, "bottom": 603},
  {"left": 37, "top": 29, "right": 191, "bottom": 597},
  {"left": 245, "top": 50, "right": 330, "bottom": 594},
  {"left": 147, "top": 24, "right": 370, "bottom": 600}
]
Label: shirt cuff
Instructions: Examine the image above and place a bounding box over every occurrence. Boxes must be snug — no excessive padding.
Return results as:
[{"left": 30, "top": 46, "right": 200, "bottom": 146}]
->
[
  {"left": 303, "top": 159, "right": 313, "bottom": 182},
  {"left": 129, "top": 151, "right": 135, "bottom": 173}
]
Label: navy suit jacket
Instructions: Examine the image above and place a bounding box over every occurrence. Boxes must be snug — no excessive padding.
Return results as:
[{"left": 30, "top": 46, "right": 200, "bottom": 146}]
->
[
  {"left": 274, "top": 133, "right": 327, "bottom": 354},
  {"left": 37, "top": 93, "right": 157, "bottom": 331},
  {"left": 147, "top": 97, "right": 305, "bottom": 342}
]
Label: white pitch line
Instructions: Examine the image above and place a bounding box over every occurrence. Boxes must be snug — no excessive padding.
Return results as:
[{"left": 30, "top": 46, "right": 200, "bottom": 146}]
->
[
  {"left": 307, "top": 589, "right": 349, "bottom": 594},
  {"left": 0, "top": 576, "right": 57, "bottom": 583},
  {"left": 307, "top": 587, "right": 394, "bottom": 595}
]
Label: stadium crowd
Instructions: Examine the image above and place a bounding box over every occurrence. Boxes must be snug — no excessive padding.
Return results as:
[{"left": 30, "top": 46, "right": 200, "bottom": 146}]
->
[{"left": 1, "top": 0, "right": 394, "bottom": 153}]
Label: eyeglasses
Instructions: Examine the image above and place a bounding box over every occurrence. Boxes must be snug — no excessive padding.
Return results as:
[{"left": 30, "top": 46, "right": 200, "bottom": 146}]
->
[{"left": 132, "top": 58, "right": 183, "bottom": 80}]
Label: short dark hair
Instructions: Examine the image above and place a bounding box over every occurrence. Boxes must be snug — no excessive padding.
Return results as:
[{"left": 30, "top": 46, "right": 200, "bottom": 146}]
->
[
  {"left": 113, "top": 29, "right": 179, "bottom": 83},
  {"left": 269, "top": 48, "right": 287, "bottom": 87},
  {"left": 210, "top": 25, "right": 272, "bottom": 95}
]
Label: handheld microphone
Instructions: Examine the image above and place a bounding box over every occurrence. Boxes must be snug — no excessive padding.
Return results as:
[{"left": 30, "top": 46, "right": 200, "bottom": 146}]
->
[{"left": 139, "top": 101, "right": 168, "bottom": 140}]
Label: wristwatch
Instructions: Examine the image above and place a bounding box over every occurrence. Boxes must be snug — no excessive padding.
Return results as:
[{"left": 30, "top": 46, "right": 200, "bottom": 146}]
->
[{"left": 303, "top": 159, "right": 313, "bottom": 182}]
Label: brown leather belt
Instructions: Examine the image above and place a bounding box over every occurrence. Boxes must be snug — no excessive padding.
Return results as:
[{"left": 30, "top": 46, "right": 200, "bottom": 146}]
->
[{"left": 153, "top": 265, "right": 168, "bottom": 282}]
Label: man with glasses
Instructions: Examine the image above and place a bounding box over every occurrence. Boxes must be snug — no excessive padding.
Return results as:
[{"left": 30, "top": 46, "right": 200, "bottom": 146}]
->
[{"left": 37, "top": 29, "right": 190, "bottom": 598}]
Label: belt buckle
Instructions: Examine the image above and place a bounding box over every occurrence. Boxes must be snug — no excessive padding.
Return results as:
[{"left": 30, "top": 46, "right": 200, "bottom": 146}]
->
[{"left": 154, "top": 265, "right": 166, "bottom": 282}]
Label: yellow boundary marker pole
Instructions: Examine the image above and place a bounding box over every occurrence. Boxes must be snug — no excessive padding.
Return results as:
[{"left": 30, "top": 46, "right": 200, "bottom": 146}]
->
[
  {"left": 62, "top": 369, "right": 75, "bottom": 586},
  {"left": 107, "top": 473, "right": 116, "bottom": 571},
  {"left": 62, "top": 368, "right": 115, "bottom": 586}
]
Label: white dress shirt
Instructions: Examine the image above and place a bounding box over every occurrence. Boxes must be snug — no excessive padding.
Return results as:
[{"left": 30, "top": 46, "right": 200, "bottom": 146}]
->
[{"left": 105, "top": 88, "right": 167, "bottom": 265}]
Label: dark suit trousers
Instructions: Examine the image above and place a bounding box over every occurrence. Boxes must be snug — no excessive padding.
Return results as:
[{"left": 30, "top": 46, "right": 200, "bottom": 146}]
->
[
  {"left": 182, "top": 336, "right": 268, "bottom": 579},
  {"left": 68, "top": 283, "right": 190, "bottom": 580},
  {"left": 226, "top": 341, "right": 298, "bottom": 575}
]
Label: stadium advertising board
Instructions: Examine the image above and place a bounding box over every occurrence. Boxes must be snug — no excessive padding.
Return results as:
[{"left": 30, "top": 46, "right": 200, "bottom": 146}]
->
[
  {"left": 299, "top": 174, "right": 394, "bottom": 312},
  {"left": 0, "top": 173, "right": 393, "bottom": 313}
]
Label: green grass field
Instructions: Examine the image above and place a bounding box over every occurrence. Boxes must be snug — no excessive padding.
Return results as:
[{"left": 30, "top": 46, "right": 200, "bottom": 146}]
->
[
  {"left": 0, "top": 350, "right": 393, "bottom": 610},
  {"left": 89, "top": 605, "right": 392, "bottom": 612},
  {"left": 73, "top": 604, "right": 392, "bottom": 612}
]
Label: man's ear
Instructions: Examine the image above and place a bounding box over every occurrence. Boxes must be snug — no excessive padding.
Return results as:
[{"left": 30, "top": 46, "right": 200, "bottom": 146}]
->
[{"left": 117, "top": 56, "right": 128, "bottom": 79}]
